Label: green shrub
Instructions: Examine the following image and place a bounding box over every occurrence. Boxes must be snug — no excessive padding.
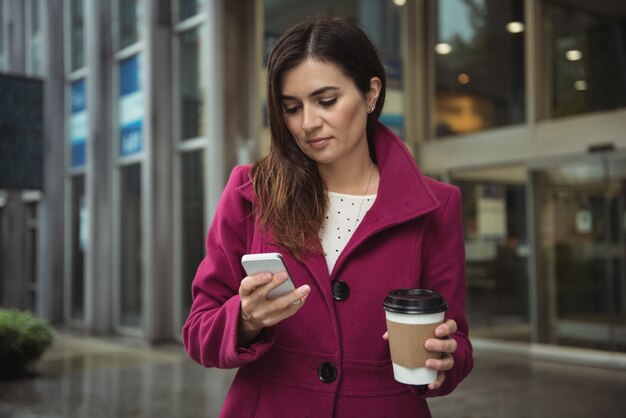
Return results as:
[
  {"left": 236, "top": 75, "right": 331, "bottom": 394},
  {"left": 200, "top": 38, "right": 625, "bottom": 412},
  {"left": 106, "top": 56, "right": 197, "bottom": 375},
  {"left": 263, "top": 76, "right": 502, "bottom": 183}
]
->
[{"left": 0, "top": 308, "right": 54, "bottom": 378}]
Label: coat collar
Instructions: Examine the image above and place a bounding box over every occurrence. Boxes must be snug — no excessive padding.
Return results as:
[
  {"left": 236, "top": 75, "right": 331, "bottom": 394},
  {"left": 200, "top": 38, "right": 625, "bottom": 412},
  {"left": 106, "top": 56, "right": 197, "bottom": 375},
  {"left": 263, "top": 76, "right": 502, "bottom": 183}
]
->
[
  {"left": 236, "top": 123, "right": 441, "bottom": 275},
  {"left": 237, "top": 123, "right": 440, "bottom": 215},
  {"left": 330, "top": 123, "right": 441, "bottom": 273},
  {"left": 365, "top": 123, "right": 441, "bottom": 227}
]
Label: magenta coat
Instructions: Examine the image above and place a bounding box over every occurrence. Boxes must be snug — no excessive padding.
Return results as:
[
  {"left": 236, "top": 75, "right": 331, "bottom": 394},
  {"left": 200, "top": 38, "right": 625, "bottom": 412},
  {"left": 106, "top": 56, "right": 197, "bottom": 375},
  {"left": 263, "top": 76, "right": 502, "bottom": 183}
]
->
[{"left": 183, "top": 124, "right": 473, "bottom": 417}]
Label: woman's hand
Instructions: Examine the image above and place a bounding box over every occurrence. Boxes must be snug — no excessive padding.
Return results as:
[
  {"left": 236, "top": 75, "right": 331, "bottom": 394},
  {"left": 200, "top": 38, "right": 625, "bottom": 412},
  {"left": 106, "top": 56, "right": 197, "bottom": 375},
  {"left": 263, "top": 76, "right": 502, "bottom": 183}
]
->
[
  {"left": 423, "top": 319, "right": 457, "bottom": 390},
  {"left": 238, "top": 272, "right": 310, "bottom": 347},
  {"left": 382, "top": 319, "right": 458, "bottom": 390}
]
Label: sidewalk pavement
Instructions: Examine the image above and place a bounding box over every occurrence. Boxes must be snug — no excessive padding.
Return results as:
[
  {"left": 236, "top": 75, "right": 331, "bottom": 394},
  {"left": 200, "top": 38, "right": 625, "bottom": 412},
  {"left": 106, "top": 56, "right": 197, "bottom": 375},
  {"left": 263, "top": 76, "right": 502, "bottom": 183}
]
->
[{"left": 1, "top": 331, "right": 625, "bottom": 417}]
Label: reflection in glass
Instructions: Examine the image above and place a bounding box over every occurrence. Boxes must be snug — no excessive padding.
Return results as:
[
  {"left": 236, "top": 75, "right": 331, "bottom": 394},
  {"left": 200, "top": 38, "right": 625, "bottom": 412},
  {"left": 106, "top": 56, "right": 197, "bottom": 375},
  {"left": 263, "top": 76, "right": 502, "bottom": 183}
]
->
[
  {"left": 179, "top": 0, "right": 202, "bottom": 21},
  {"left": 119, "top": 0, "right": 140, "bottom": 50},
  {"left": 28, "top": 0, "right": 42, "bottom": 75},
  {"left": 29, "top": 0, "right": 40, "bottom": 34},
  {"left": 120, "top": 164, "right": 142, "bottom": 328},
  {"left": 70, "top": 0, "right": 84, "bottom": 71},
  {"left": 548, "top": 1, "right": 626, "bottom": 117},
  {"left": 264, "top": 0, "right": 406, "bottom": 138},
  {"left": 179, "top": 28, "right": 204, "bottom": 140},
  {"left": 70, "top": 175, "right": 85, "bottom": 320},
  {"left": 534, "top": 158, "right": 626, "bottom": 351},
  {"left": 180, "top": 151, "right": 205, "bottom": 324},
  {"left": 455, "top": 177, "right": 529, "bottom": 341},
  {"left": 433, "top": 0, "right": 525, "bottom": 137}
]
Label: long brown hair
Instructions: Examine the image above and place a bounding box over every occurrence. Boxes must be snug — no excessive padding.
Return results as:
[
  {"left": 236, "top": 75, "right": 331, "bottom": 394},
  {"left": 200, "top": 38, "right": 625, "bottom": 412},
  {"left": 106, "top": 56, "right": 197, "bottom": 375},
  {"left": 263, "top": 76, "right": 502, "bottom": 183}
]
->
[{"left": 251, "top": 15, "right": 386, "bottom": 258}]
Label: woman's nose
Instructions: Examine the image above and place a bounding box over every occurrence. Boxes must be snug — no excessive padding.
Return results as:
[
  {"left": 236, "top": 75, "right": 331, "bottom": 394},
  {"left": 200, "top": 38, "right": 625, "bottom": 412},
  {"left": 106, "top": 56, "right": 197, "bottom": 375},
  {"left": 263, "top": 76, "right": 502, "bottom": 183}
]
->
[{"left": 301, "top": 105, "right": 322, "bottom": 132}]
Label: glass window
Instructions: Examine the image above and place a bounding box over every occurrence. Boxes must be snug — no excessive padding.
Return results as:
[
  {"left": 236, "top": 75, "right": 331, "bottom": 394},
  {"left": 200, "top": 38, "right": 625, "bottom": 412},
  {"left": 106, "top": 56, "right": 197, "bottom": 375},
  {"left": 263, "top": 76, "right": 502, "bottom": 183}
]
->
[
  {"left": 0, "top": 0, "right": 5, "bottom": 71},
  {"left": 120, "top": 164, "right": 142, "bottom": 328},
  {"left": 180, "top": 151, "right": 205, "bottom": 323},
  {"left": 179, "top": 0, "right": 202, "bottom": 21},
  {"left": 24, "top": 201, "right": 39, "bottom": 310},
  {"left": 70, "top": 0, "right": 85, "bottom": 71},
  {"left": 432, "top": 0, "right": 525, "bottom": 138},
  {"left": 547, "top": 1, "right": 626, "bottom": 118},
  {"left": 179, "top": 28, "right": 204, "bottom": 140},
  {"left": 119, "top": 0, "right": 141, "bottom": 50},
  {"left": 452, "top": 167, "right": 529, "bottom": 342},
  {"left": 27, "top": 0, "right": 42, "bottom": 76},
  {"left": 70, "top": 78, "right": 87, "bottom": 167},
  {"left": 30, "top": 0, "right": 40, "bottom": 33},
  {"left": 70, "top": 175, "right": 85, "bottom": 321},
  {"left": 119, "top": 54, "right": 144, "bottom": 156},
  {"left": 264, "top": 0, "right": 406, "bottom": 138}
]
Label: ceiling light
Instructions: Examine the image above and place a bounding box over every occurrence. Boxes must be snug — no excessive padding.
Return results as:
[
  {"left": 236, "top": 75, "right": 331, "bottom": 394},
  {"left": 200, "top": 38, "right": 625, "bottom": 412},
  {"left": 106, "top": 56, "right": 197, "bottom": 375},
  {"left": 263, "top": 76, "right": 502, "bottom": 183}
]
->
[
  {"left": 506, "top": 22, "right": 524, "bottom": 33},
  {"left": 565, "top": 50, "right": 583, "bottom": 61},
  {"left": 457, "top": 73, "right": 470, "bottom": 84},
  {"left": 435, "top": 43, "right": 452, "bottom": 55},
  {"left": 574, "top": 80, "right": 588, "bottom": 91},
  {"left": 393, "top": 0, "right": 406, "bottom": 6}
]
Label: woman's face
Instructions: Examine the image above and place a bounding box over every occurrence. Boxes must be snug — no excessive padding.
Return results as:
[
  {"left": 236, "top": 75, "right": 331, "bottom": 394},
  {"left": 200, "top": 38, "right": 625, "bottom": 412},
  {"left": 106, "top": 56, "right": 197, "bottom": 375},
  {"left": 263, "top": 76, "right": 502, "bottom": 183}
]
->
[{"left": 279, "top": 58, "right": 380, "bottom": 168}]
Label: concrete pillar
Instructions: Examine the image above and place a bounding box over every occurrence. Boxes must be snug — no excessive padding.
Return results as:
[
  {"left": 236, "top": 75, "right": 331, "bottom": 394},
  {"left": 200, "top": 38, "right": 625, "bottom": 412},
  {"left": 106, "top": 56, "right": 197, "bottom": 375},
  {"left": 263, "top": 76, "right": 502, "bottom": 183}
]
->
[
  {"left": 143, "top": 0, "right": 173, "bottom": 341},
  {"left": 224, "top": 0, "right": 261, "bottom": 166},
  {"left": 84, "top": 0, "right": 113, "bottom": 333},
  {"left": 37, "top": 0, "right": 65, "bottom": 324}
]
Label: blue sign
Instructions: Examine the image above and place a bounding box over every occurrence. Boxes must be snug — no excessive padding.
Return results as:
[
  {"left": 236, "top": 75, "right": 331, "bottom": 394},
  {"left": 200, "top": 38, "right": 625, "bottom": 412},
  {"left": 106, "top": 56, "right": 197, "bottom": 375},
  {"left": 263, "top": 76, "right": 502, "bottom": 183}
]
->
[
  {"left": 119, "top": 55, "right": 143, "bottom": 156},
  {"left": 384, "top": 55, "right": 403, "bottom": 90},
  {"left": 70, "top": 78, "right": 87, "bottom": 167},
  {"left": 379, "top": 113, "right": 405, "bottom": 139}
]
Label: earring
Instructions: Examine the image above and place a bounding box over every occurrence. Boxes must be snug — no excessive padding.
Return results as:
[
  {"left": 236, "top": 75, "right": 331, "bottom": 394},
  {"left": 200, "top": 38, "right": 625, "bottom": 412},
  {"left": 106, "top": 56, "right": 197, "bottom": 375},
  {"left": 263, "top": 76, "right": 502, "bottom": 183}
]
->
[{"left": 368, "top": 105, "right": 375, "bottom": 113}]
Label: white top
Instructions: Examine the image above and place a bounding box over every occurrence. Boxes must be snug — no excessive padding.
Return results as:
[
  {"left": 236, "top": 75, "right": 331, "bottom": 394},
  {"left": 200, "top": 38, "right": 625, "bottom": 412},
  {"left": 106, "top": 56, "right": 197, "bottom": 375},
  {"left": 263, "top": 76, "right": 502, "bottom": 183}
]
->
[{"left": 320, "top": 191, "right": 376, "bottom": 274}]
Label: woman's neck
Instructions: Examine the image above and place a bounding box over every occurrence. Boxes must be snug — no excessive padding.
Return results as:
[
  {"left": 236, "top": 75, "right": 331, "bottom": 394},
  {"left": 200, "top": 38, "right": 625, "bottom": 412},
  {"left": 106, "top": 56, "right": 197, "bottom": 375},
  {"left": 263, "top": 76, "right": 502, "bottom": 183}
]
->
[{"left": 321, "top": 159, "right": 379, "bottom": 195}]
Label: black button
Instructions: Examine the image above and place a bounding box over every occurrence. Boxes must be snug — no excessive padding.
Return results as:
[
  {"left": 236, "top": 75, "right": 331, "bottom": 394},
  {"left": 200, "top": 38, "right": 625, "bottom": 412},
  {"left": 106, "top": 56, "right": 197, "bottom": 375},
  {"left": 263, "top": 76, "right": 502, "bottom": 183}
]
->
[
  {"left": 318, "top": 362, "right": 337, "bottom": 383},
  {"left": 332, "top": 280, "right": 350, "bottom": 301}
]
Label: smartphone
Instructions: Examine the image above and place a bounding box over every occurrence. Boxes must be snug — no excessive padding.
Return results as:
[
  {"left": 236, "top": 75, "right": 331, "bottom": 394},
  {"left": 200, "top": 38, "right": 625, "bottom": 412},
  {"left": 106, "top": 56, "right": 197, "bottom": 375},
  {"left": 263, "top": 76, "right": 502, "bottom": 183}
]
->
[{"left": 241, "top": 252, "right": 298, "bottom": 301}]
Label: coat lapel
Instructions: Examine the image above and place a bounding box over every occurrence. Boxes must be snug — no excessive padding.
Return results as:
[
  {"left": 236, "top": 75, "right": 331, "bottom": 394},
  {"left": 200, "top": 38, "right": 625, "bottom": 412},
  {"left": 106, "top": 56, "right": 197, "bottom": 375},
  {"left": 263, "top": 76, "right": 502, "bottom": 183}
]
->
[
  {"left": 236, "top": 175, "right": 332, "bottom": 295},
  {"left": 332, "top": 124, "right": 442, "bottom": 276}
]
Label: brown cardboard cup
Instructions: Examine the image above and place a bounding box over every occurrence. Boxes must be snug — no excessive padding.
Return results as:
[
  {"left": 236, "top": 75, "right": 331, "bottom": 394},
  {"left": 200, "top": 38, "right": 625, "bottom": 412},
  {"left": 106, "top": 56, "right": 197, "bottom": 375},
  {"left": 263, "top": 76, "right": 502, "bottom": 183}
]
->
[{"left": 383, "top": 289, "right": 448, "bottom": 385}]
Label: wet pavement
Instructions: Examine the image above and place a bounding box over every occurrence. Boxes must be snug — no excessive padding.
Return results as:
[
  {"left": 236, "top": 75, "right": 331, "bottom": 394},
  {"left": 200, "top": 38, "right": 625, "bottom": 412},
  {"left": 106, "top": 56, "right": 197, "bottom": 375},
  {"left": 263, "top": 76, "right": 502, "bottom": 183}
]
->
[{"left": 1, "top": 331, "right": 625, "bottom": 417}]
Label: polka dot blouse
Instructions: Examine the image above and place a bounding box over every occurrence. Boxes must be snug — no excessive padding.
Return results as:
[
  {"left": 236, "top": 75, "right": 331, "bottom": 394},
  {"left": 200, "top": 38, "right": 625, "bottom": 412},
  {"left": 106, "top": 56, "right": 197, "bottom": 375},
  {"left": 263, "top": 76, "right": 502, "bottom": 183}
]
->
[{"left": 320, "top": 191, "right": 377, "bottom": 274}]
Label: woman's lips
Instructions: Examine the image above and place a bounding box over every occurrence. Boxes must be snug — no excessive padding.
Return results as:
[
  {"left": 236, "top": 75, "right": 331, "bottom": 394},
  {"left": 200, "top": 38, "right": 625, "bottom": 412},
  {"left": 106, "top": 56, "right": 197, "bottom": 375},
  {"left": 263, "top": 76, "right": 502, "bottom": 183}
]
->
[{"left": 307, "top": 137, "right": 331, "bottom": 149}]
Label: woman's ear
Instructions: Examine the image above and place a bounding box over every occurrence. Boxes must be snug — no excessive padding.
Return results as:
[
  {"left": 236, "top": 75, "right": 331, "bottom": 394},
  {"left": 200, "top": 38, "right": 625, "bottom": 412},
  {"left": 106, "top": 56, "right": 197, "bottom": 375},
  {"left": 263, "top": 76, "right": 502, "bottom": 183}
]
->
[{"left": 368, "top": 77, "right": 382, "bottom": 109}]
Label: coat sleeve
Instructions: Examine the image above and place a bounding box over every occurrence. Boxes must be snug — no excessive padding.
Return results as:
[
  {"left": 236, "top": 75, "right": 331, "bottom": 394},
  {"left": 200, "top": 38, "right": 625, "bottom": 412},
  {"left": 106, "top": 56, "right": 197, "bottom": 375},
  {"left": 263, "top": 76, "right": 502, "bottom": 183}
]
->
[
  {"left": 416, "top": 184, "right": 474, "bottom": 398},
  {"left": 182, "top": 166, "right": 276, "bottom": 369}
]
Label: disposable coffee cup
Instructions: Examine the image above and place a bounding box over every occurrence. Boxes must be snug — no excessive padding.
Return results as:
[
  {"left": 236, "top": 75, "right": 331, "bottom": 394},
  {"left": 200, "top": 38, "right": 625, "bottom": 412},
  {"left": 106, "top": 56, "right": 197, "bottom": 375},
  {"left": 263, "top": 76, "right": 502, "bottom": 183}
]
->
[{"left": 383, "top": 289, "right": 448, "bottom": 385}]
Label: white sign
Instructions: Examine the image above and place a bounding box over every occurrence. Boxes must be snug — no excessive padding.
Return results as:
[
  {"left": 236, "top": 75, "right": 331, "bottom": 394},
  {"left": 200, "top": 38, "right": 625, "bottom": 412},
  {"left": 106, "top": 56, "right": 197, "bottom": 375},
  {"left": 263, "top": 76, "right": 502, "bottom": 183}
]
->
[{"left": 477, "top": 197, "right": 506, "bottom": 238}]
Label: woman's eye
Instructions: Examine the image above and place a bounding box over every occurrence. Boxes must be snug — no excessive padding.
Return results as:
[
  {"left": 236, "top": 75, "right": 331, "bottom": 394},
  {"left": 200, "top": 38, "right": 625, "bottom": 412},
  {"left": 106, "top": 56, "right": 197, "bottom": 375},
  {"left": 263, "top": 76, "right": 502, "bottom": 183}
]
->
[
  {"left": 283, "top": 106, "right": 300, "bottom": 114},
  {"left": 319, "top": 98, "right": 337, "bottom": 107}
]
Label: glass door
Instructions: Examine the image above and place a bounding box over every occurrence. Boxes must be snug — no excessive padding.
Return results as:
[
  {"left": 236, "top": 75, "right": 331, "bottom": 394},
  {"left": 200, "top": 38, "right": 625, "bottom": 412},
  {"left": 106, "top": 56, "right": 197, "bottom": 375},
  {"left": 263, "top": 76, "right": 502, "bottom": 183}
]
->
[
  {"left": 533, "top": 155, "right": 626, "bottom": 352},
  {"left": 451, "top": 165, "right": 530, "bottom": 342}
]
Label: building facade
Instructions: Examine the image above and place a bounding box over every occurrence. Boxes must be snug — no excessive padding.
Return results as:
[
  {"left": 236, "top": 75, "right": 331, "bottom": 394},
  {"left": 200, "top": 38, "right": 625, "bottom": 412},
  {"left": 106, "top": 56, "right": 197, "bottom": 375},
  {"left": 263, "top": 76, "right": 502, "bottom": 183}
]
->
[{"left": 1, "top": 0, "right": 625, "bottom": 364}]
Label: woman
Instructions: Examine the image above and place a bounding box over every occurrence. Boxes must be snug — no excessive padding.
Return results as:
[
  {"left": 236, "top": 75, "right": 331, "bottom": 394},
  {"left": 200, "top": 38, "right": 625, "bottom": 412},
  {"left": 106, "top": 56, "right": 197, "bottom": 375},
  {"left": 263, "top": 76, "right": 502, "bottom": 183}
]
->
[{"left": 183, "top": 15, "right": 473, "bottom": 417}]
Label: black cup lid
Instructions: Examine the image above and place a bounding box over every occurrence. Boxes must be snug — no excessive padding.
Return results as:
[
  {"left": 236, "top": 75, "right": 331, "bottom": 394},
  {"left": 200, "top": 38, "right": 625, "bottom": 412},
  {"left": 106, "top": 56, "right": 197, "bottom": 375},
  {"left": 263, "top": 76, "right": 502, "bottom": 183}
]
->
[{"left": 383, "top": 289, "right": 448, "bottom": 314}]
